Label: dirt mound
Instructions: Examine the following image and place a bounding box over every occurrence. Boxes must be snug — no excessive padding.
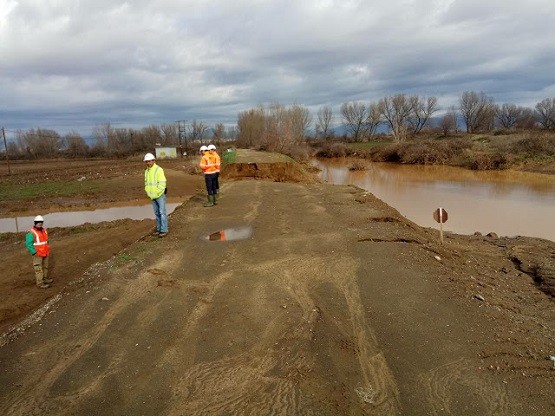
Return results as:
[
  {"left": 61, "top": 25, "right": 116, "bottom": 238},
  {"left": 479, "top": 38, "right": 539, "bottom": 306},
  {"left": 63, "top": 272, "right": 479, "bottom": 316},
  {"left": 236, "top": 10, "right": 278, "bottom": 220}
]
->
[{"left": 222, "top": 162, "right": 319, "bottom": 183}]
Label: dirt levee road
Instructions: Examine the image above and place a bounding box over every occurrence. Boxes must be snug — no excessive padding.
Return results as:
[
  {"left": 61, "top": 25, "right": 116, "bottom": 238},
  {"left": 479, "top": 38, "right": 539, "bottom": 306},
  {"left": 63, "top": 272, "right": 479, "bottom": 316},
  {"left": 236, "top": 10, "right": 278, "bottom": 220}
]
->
[{"left": 1, "top": 152, "right": 554, "bottom": 415}]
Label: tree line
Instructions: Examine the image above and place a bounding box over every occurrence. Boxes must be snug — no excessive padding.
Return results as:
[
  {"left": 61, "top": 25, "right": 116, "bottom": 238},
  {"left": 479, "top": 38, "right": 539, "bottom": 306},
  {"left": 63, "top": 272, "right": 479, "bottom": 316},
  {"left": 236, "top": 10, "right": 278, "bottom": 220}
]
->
[
  {"left": 4, "top": 91, "right": 555, "bottom": 159},
  {"left": 237, "top": 93, "right": 555, "bottom": 149},
  {"left": 4, "top": 120, "right": 236, "bottom": 159}
]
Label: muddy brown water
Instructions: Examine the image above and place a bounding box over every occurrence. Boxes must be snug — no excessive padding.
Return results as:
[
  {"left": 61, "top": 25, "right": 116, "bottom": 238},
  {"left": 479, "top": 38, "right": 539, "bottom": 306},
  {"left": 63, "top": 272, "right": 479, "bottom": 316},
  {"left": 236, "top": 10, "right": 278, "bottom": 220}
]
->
[
  {"left": 0, "top": 202, "right": 181, "bottom": 233},
  {"left": 313, "top": 158, "right": 555, "bottom": 241}
]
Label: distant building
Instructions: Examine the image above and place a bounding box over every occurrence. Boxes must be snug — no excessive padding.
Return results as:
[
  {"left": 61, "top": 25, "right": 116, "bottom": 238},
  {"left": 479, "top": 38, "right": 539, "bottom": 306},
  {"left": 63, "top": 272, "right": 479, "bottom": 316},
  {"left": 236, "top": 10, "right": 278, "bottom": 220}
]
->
[{"left": 155, "top": 147, "right": 177, "bottom": 159}]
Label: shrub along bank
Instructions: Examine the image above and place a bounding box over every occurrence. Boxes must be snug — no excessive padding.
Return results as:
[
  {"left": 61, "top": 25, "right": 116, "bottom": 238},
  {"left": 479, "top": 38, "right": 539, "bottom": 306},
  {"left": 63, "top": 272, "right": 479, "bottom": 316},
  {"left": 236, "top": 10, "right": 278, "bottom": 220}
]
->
[{"left": 312, "top": 131, "right": 555, "bottom": 173}]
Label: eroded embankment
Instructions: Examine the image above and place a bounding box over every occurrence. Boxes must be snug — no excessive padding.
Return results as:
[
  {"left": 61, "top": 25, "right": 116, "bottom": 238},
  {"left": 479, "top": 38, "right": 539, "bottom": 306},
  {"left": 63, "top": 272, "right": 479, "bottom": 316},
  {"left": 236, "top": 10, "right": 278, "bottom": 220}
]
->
[{"left": 222, "top": 162, "right": 319, "bottom": 183}]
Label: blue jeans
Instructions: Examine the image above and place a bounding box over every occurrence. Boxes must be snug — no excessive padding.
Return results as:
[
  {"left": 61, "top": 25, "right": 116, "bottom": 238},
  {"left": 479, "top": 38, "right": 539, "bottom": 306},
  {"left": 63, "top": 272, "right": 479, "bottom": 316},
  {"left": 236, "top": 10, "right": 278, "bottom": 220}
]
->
[{"left": 151, "top": 193, "right": 168, "bottom": 233}]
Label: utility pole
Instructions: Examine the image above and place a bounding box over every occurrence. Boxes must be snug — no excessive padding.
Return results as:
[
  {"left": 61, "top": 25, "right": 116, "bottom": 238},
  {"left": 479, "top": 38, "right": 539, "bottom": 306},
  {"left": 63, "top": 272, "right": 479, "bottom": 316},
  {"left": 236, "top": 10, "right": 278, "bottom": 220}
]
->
[
  {"left": 1, "top": 127, "right": 10, "bottom": 175},
  {"left": 176, "top": 120, "right": 187, "bottom": 158}
]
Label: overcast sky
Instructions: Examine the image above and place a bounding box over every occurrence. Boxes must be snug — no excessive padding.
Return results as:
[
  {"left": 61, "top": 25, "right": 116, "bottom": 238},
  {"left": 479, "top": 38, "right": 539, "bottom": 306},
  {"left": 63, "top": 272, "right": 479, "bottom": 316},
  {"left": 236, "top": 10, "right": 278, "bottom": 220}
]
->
[{"left": 1, "top": 0, "right": 555, "bottom": 138}]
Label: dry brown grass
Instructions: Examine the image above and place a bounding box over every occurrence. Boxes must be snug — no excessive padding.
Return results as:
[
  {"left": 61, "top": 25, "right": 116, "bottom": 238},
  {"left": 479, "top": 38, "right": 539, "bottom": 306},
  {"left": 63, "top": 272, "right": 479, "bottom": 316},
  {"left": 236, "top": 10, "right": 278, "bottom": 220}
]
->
[{"left": 355, "top": 131, "right": 555, "bottom": 171}]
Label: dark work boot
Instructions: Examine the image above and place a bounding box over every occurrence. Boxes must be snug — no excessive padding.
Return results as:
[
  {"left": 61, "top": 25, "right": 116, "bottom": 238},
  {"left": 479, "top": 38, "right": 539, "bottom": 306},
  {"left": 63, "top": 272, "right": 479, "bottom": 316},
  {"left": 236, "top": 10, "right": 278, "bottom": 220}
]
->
[{"left": 204, "top": 195, "right": 214, "bottom": 207}]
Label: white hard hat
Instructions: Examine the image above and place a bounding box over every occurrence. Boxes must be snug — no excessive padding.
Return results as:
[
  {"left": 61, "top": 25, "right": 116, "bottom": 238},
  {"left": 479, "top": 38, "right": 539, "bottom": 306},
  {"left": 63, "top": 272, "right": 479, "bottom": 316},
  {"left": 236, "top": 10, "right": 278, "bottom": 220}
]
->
[
  {"left": 143, "top": 153, "right": 155, "bottom": 161},
  {"left": 207, "top": 144, "right": 216, "bottom": 150},
  {"left": 34, "top": 215, "right": 44, "bottom": 222},
  {"left": 200, "top": 145, "right": 208, "bottom": 152}
]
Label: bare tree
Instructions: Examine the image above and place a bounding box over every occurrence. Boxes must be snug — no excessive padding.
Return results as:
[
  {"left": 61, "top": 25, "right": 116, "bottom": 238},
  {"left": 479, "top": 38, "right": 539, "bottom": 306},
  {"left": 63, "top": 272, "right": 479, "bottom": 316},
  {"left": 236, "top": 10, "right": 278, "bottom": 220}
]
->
[
  {"left": 237, "top": 107, "right": 265, "bottom": 148},
  {"left": 439, "top": 113, "right": 456, "bottom": 136},
  {"left": 137, "top": 125, "right": 165, "bottom": 152},
  {"left": 17, "top": 128, "right": 62, "bottom": 158},
  {"left": 535, "top": 98, "right": 555, "bottom": 129},
  {"left": 407, "top": 96, "right": 438, "bottom": 134},
  {"left": 64, "top": 131, "right": 89, "bottom": 157},
  {"left": 104, "top": 128, "right": 132, "bottom": 157},
  {"left": 263, "top": 102, "right": 285, "bottom": 150},
  {"left": 92, "top": 123, "right": 114, "bottom": 155},
  {"left": 340, "top": 101, "right": 369, "bottom": 142},
  {"left": 316, "top": 106, "right": 333, "bottom": 140},
  {"left": 366, "top": 103, "right": 382, "bottom": 139},
  {"left": 448, "top": 106, "right": 459, "bottom": 133},
  {"left": 226, "top": 126, "right": 237, "bottom": 141},
  {"left": 189, "top": 119, "right": 209, "bottom": 144},
  {"left": 515, "top": 107, "right": 537, "bottom": 130},
  {"left": 160, "top": 123, "right": 178, "bottom": 146},
  {"left": 6, "top": 141, "right": 21, "bottom": 159},
  {"left": 495, "top": 103, "right": 522, "bottom": 129},
  {"left": 213, "top": 123, "right": 226, "bottom": 142},
  {"left": 459, "top": 91, "right": 496, "bottom": 133},
  {"left": 378, "top": 94, "right": 414, "bottom": 142},
  {"left": 289, "top": 104, "right": 311, "bottom": 142}
]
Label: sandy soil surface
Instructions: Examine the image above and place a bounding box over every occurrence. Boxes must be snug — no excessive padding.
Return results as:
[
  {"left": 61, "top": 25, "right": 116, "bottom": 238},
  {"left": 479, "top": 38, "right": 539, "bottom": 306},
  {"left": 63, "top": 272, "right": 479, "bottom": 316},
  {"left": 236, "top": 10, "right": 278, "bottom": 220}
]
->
[{"left": 0, "top": 152, "right": 554, "bottom": 415}]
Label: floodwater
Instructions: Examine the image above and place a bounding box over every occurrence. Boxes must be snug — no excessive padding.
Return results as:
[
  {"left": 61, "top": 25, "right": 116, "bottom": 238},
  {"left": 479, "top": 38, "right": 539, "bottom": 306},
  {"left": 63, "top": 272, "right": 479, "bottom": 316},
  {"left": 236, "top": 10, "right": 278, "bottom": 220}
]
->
[
  {"left": 313, "top": 158, "right": 555, "bottom": 241},
  {"left": 0, "top": 203, "right": 181, "bottom": 233}
]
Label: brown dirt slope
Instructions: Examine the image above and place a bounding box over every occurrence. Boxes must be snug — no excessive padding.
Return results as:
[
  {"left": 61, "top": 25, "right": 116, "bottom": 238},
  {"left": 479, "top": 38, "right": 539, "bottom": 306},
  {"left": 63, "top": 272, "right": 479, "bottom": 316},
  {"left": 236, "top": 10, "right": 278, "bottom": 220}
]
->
[
  {"left": 0, "top": 158, "right": 203, "bottom": 334},
  {"left": 0, "top": 151, "right": 554, "bottom": 415}
]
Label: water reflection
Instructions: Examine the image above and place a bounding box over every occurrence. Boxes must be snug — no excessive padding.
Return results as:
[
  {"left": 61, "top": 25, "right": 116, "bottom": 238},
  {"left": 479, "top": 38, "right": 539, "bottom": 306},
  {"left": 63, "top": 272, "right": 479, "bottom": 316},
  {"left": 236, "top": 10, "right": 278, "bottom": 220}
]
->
[
  {"left": 205, "top": 226, "right": 253, "bottom": 242},
  {"left": 313, "top": 159, "right": 555, "bottom": 241},
  {"left": 0, "top": 203, "right": 181, "bottom": 233}
]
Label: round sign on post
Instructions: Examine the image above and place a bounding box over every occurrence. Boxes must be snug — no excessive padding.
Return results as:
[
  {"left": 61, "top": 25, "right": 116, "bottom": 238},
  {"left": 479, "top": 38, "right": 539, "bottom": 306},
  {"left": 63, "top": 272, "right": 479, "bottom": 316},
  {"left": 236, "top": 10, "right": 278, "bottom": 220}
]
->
[
  {"left": 433, "top": 208, "right": 448, "bottom": 224},
  {"left": 433, "top": 208, "right": 448, "bottom": 244}
]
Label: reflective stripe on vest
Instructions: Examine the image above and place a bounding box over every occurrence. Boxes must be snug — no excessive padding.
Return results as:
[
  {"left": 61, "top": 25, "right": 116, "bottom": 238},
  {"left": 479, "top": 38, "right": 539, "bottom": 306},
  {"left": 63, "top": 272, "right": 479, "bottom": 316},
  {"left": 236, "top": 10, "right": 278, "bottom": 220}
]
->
[
  {"left": 213, "top": 152, "right": 221, "bottom": 173},
  {"left": 145, "top": 165, "right": 166, "bottom": 199},
  {"left": 30, "top": 228, "right": 50, "bottom": 257},
  {"left": 200, "top": 154, "right": 219, "bottom": 174}
]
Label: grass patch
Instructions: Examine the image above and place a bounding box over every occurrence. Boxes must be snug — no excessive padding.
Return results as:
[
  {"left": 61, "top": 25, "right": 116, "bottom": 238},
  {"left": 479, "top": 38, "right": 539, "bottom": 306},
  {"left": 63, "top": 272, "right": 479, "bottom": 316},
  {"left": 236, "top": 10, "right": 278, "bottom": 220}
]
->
[
  {"left": 116, "top": 253, "right": 137, "bottom": 263},
  {"left": 0, "top": 180, "right": 104, "bottom": 201},
  {"left": 347, "top": 139, "right": 393, "bottom": 151},
  {"left": 222, "top": 149, "right": 237, "bottom": 165}
]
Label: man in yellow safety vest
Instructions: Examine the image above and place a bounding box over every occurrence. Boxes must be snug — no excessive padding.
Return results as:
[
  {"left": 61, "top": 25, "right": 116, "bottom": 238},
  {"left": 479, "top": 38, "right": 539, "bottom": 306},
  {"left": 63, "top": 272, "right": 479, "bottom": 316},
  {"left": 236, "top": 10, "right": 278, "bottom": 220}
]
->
[{"left": 144, "top": 152, "right": 168, "bottom": 237}]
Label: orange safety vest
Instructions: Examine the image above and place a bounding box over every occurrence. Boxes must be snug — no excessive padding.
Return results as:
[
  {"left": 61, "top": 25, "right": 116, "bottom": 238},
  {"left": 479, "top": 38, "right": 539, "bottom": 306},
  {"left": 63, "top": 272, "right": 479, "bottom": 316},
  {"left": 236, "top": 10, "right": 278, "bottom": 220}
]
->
[
  {"left": 200, "top": 153, "right": 219, "bottom": 174},
  {"left": 212, "top": 152, "right": 221, "bottom": 173},
  {"left": 30, "top": 227, "right": 50, "bottom": 257}
]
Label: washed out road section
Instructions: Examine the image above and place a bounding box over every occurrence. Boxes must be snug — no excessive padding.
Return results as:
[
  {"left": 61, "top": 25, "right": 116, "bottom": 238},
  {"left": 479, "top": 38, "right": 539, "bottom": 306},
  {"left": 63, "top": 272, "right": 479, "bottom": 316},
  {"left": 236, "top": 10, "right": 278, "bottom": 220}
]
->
[
  {"left": 0, "top": 151, "right": 554, "bottom": 415},
  {"left": 1, "top": 177, "right": 545, "bottom": 415}
]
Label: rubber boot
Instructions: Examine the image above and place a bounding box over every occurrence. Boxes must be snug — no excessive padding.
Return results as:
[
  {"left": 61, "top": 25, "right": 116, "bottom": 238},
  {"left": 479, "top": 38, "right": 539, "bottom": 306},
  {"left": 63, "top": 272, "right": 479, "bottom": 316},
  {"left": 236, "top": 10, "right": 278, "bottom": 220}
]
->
[
  {"left": 204, "top": 195, "right": 214, "bottom": 207},
  {"left": 213, "top": 193, "right": 218, "bottom": 205}
]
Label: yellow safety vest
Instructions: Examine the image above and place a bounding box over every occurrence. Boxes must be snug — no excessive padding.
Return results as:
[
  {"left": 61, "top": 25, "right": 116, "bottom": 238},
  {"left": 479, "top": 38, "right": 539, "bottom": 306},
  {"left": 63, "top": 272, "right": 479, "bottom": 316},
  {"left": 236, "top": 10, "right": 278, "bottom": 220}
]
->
[{"left": 144, "top": 164, "right": 167, "bottom": 199}]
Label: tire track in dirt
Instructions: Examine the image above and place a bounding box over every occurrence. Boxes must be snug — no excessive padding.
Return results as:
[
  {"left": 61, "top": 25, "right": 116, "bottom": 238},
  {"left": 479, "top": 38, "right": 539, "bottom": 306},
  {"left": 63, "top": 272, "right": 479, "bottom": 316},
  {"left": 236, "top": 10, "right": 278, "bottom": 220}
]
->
[
  {"left": 287, "top": 184, "right": 401, "bottom": 414},
  {"left": 420, "top": 358, "right": 510, "bottom": 415},
  {"left": 181, "top": 182, "right": 401, "bottom": 414},
  {"left": 164, "top": 181, "right": 271, "bottom": 415},
  {"left": 163, "top": 182, "right": 325, "bottom": 415},
  {"left": 0, "top": 250, "right": 184, "bottom": 416}
]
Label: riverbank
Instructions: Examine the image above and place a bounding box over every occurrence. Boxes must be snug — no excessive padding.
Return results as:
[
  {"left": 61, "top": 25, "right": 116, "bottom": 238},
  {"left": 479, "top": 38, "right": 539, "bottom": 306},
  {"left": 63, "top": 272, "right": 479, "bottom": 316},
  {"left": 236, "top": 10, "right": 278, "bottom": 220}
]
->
[
  {"left": 1, "top": 151, "right": 554, "bottom": 414},
  {"left": 312, "top": 131, "right": 555, "bottom": 175},
  {"left": 313, "top": 157, "right": 555, "bottom": 242}
]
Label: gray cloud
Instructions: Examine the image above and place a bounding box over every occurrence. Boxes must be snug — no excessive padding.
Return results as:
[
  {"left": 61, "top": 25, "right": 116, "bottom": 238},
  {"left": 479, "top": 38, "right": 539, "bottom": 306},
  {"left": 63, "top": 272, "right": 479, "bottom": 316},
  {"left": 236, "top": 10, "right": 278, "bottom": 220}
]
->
[{"left": 1, "top": 0, "right": 555, "bottom": 137}]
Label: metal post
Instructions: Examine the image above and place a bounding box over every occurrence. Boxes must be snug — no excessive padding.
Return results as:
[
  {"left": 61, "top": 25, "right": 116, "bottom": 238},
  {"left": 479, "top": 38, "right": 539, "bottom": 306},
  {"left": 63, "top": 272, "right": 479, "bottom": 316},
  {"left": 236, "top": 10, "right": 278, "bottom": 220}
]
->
[
  {"left": 176, "top": 120, "right": 187, "bottom": 158},
  {"left": 439, "top": 208, "right": 444, "bottom": 244},
  {"left": 2, "top": 127, "right": 11, "bottom": 175},
  {"left": 177, "top": 121, "right": 182, "bottom": 158}
]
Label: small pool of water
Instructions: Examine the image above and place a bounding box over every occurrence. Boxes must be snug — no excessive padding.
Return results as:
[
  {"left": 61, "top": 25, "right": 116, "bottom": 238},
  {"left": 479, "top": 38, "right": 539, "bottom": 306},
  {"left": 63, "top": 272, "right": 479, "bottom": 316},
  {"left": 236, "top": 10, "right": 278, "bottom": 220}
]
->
[{"left": 0, "top": 203, "right": 181, "bottom": 233}]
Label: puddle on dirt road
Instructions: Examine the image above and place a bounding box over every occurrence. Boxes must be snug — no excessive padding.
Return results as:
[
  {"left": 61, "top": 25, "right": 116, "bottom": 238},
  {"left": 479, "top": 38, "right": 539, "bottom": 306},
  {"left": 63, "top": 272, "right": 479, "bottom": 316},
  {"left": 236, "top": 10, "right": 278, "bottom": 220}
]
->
[
  {"left": 0, "top": 203, "right": 181, "bottom": 233},
  {"left": 204, "top": 226, "right": 253, "bottom": 242}
]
